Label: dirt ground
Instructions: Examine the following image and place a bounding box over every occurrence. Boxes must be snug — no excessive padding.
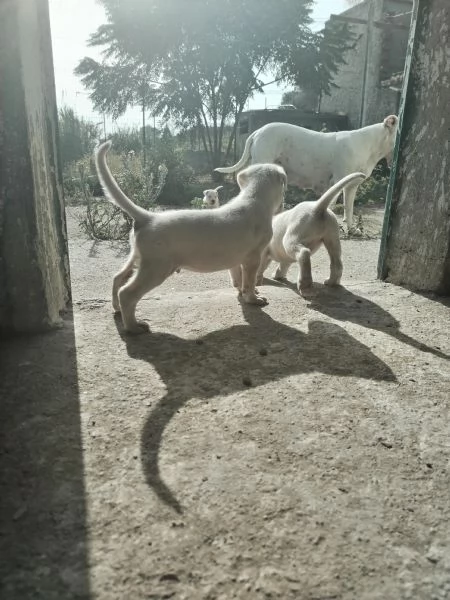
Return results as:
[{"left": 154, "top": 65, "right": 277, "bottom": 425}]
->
[{"left": 1, "top": 206, "right": 450, "bottom": 600}]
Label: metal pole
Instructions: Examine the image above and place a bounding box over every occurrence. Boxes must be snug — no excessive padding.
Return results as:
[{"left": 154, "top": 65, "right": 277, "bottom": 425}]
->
[
  {"left": 359, "top": 0, "right": 374, "bottom": 127},
  {"left": 142, "top": 96, "right": 146, "bottom": 168}
]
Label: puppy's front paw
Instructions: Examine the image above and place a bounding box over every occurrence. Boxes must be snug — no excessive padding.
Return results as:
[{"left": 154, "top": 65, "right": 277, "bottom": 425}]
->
[
  {"left": 125, "top": 320, "right": 150, "bottom": 335},
  {"left": 242, "top": 292, "right": 268, "bottom": 306}
]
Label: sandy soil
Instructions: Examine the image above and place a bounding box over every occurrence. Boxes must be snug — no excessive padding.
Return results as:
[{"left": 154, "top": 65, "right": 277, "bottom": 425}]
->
[{"left": 1, "top": 206, "right": 449, "bottom": 600}]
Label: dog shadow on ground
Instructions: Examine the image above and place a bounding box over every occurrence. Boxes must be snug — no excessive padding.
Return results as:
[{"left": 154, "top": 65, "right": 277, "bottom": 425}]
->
[
  {"left": 115, "top": 303, "right": 396, "bottom": 514},
  {"left": 261, "top": 278, "right": 449, "bottom": 360}
]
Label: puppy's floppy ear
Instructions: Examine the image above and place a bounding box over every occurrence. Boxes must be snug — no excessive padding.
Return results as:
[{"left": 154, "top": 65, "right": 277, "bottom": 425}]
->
[
  {"left": 237, "top": 168, "right": 250, "bottom": 189},
  {"left": 383, "top": 115, "right": 398, "bottom": 130}
]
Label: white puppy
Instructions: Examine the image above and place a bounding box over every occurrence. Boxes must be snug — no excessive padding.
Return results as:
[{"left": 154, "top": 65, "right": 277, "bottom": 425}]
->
[
  {"left": 95, "top": 141, "right": 287, "bottom": 333},
  {"left": 216, "top": 116, "right": 398, "bottom": 231},
  {"left": 202, "top": 185, "right": 223, "bottom": 208},
  {"left": 256, "top": 172, "right": 366, "bottom": 294}
]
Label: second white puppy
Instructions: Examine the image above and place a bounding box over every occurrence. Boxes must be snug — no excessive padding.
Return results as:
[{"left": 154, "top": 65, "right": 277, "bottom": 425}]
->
[
  {"left": 202, "top": 185, "right": 223, "bottom": 208},
  {"left": 95, "top": 141, "right": 287, "bottom": 333},
  {"left": 256, "top": 172, "right": 366, "bottom": 294}
]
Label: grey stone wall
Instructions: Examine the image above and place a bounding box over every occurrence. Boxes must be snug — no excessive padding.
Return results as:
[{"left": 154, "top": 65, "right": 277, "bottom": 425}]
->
[
  {"left": 320, "top": 1, "right": 370, "bottom": 127},
  {"left": 0, "top": 0, "right": 70, "bottom": 333},
  {"left": 320, "top": 0, "right": 412, "bottom": 127},
  {"left": 379, "top": 0, "right": 450, "bottom": 294}
]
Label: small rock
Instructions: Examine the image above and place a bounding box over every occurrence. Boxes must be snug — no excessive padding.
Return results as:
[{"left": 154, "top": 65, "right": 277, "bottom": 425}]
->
[
  {"left": 312, "top": 535, "right": 325, "bottom": 545},
  {"left": 159, "top": 573, "right": 180, "bottom": 583},
  {"left": 13, "top": 505, "right": 27, "bottom": 521},
  {"left": 259, "top": 348, "right": 268, "bottom": 356},
  {"left": 379, "top": 439, "right": 393, "bottom": 449},
  {"left": 242, "top": 376, "right": 252, "bottom": 387},
  {"left": 195, "top": 339, "right": 204, "bottom": 345}
]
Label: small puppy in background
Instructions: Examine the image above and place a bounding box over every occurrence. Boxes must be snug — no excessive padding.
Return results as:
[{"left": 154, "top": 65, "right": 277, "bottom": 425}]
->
[
  {"left": 257, "top": 172, "right": 366, "bottom": 295},
  {"left": 202, "top": 185, "right": 223, "bottom": 208},
  {"left": 95, "top": 141, "right": 287, "bottom": 333}
]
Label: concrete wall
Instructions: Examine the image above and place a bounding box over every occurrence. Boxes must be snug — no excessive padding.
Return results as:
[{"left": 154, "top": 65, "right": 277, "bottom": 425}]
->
[
  {"left": 379, "top": 0, "right": 450, "bottom": 294},
  {"left": 0, "top": 0, "right": 70, "bottom": 333}
]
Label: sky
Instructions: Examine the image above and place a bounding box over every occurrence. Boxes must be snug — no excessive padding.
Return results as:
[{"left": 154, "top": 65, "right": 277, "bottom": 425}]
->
[{"left": 48, "top": 0, "right": 350, "bottom": 132}]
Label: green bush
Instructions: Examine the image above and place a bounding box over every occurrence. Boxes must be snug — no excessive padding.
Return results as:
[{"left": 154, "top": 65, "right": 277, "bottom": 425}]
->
[
  {"left": 354, "top": 162, "right": 390, "bottom": 206},
  {"left": 75, "top": 152, "right": 167, "bottom": 240},
  {"left": 58, "top": 107, "right": 99, "bottom": 170},
  {"left": 150, "top": 128, "right": 195, "bottom": 205},
  {"left": 190, "top": 197, "right": 204, "bottom": 209}
]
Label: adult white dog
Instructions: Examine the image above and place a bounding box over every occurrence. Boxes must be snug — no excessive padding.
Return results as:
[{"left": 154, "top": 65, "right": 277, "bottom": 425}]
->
[
  {"left": 95, "top": 141, "right": 287, "bottom": 333},
  {"left": 257, "top": 172, "right": 366, "bottom": 294},
  {"left": 216, "top": 115, "right": 398, "bottom": 231}
]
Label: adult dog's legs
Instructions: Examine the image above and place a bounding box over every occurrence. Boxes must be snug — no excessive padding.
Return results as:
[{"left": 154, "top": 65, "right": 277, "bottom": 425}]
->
[
  {"left": 241, "top": 252, "right": 268, "bottom": 305},
  {"left": 112, "top": 252, "right": 136, "bottom": 312},
  {"left": 118, "top": 262, "right": 170, "bottom": 333},
  {"left": 343, "top": 184, "right": 358, "bottom": 229},
  {"left": 295, "top": 246, "right": 312, "bottom": 293},
  {"left": 322, "top": 231, "right": 343, "bottom": 286}
]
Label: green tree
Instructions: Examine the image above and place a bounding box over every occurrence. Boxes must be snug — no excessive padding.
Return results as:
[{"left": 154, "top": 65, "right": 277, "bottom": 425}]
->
[
  {"left": 58, "top": 106, "right": 100, "bottom": 168},
  {"left": 76, "top": 0, "right": 355, "bottom": 170},
  {"left": 281, "top": 88, "right": 318, "bottom": 111}
]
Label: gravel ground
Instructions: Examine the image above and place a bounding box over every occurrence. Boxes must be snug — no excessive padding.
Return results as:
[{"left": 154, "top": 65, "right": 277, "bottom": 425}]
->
[{"left": 1, "top": 205, "right": 449, "bottom": 600}]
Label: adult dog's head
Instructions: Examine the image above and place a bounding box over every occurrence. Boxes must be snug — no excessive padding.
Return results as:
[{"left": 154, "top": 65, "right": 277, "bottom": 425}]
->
[
  {"left": 383, "top": 114, "right": 399, "bottom": 166},
  {"left": 237, "top": 163, "right": 287, "bottom": 214}
]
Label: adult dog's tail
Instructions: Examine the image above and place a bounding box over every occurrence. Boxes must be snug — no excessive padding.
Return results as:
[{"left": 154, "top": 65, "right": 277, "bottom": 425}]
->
[
  {"left": 214, "top": 131, "right": 255, "bottom": 174},
  {"left": 315, "top": 172, "right": 366, "bottom": 213},
  {"left": 95, "top": 141, "right": 151, "bottom": 224}
]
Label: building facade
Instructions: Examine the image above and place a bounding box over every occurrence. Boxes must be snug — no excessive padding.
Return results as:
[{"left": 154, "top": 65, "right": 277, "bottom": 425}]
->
[{"left": 320, "top": 0, "right": 413, "bottom": 127}]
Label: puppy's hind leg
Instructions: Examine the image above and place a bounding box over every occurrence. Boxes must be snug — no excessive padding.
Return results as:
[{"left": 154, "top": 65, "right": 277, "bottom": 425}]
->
[
  {"left": 273, "top": 260, "right": 291, "bottom": 282},
  {"left": 112, "top": 251, "right": 136, "bottom": 313},
  {"left": 241, "top": 251, "right": 268, "bottom": 306},
  {"left": 229, "top": 265, "right": 242, "bottom": 291},
  {"left": 256, "top": 248, "right": 271, "bottom": 286},
  {"left": 323, "top": 228, "right": 343, "bottom": 286},
  {"left": 295, "top": 246, "right": 313, "bottom": 295},
  {"left": 118, "top": 261, "right": 170, "bottom": 334}
]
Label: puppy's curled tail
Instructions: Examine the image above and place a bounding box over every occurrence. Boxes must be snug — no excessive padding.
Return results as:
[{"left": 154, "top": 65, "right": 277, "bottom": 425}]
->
[
  {"left": 214, "top": 131, "right": 255, "bottom": 174},
  {"left": 95, "top": 141, "right": 151, "bottom": 225},
  {"left": 315, "top": 172, "right": 367, "bottom": 213}
]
